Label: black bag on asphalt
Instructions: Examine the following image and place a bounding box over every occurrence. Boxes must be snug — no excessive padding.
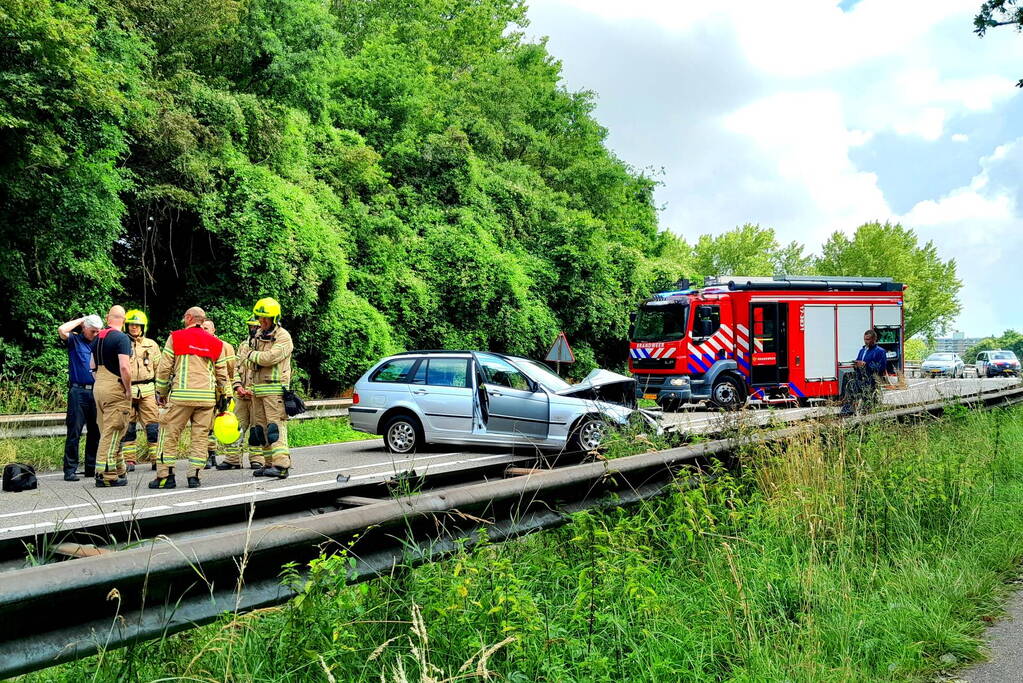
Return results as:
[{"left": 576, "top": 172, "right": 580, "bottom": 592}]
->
[
  {"left": 282, "top": 386, "right": 306, "bottom": 417},
  {"left": 3, "top": 463, "right": 38, "bottom": 492}
]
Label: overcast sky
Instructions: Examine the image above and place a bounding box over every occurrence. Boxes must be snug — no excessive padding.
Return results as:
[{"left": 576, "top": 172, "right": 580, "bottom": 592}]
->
[{"left": 525, "top": 0, "right": 1023, "bottom": 338}]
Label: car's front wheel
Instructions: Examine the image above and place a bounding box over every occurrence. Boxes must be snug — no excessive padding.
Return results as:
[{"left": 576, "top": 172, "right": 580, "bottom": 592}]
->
[
  {"left": 382, "top": 414, "right": 424, "bottom": 454},
  {"left": 569, "top": 416, "right": 607, "bottom": 453}
]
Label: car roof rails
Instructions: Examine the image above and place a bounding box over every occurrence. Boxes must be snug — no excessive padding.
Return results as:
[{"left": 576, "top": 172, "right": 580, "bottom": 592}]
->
[{"left": 394, "top": 350, "right": 475, "bottom": 356}]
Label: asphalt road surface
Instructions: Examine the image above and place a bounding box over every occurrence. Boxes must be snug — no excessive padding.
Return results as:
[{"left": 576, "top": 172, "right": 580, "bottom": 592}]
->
[{"left": 0, "top": 377, "right": 1016, "bottom": 544}]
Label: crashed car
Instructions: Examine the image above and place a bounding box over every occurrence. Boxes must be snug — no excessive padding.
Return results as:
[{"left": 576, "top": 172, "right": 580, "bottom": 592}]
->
[{"left": 349, "top": 351, "right": 660, "bottom": 454}]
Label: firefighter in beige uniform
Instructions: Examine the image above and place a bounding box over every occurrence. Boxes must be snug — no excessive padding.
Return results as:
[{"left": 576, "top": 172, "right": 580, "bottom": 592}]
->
[
  {"left": 200, "top": 318, "right": 236, "bottom": 469},
  {"left": 217, "top": 316, "right": 261, "bottom": 470},
  {"left": 242, "top": 298, "right": 293, "bottom": 479},
  {"left": 150, "top": 307, "right": 230, "bottom": 489},
  {"left": 93, "top": 306, "right": 134, "bottom": 487},
  {"left": 122, "top": 309, "right": 161, "bottom": 471}
]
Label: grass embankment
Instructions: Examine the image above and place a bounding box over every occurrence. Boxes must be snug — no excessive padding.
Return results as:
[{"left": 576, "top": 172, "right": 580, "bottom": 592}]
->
[
  {"left": 0, "top": 417, "right": 374, "bottom": 472},
  {"left": 23, "top": 405, "right": 1023, "bottom": 681}
]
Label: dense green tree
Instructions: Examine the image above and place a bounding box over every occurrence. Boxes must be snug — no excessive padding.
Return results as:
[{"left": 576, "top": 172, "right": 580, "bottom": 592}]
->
[
  {"left": 687, "top": 224, "right": 815, "bottom": 284},
  {"left": 816, "top": 222, "right": 961, "bottom": 339},
  {"left": 964, "top": 329, "right": 1023, "bottom": 363}
]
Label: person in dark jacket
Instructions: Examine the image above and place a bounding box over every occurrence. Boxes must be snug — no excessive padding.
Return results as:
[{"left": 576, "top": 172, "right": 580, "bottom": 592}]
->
[{"left": 841, "top": 329, "right": 888, "bottom": 415}]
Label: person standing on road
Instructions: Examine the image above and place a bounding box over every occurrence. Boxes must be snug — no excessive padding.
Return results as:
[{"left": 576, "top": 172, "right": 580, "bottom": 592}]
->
[
  {"left": 151, "top": 307, "right": 230, "bottom": 489},
  {"left": 92, "top": 306, "right": 134, "bottom": 487},
  {"left": 244, "top": 298, "right": 294, "bottom": 479},
  {"left": 200, "top": 318, "right": 236, "bottom": 469},
  {"left": 217, "top": 315, "right": 260, "bottom": 471},
  {"left": 842, "top": 329, "right": 888, "bottom": 415},
  {"left": 57, "top": 314, "right": 103, "bottom": 481},
  {"left": 122, "top": 310, "right": 161, "bottom": 472}
]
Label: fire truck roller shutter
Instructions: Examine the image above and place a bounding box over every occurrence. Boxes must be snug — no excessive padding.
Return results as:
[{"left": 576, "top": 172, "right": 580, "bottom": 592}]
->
[
  {"left": 804, "top": 306, "right": 837, "bottom": 381},
  {"left": 838, "top": 306, "right": 871, "bottom": 364}
]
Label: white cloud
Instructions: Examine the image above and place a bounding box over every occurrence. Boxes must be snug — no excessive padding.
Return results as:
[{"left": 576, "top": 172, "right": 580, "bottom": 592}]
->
[
  {"left": 901, "top": 139, "right": 1023, "bottom": 333},
  {"left": 526, "top": 0, "right": 1023, "bottom": 333}
]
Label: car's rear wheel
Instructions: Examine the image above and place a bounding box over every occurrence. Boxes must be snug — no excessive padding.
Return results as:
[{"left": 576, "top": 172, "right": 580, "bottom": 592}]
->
[
  {"left": 569, "top": 416, "right": 607, "bottom": 453},
  {"left": 711, "top": 376, "right": 745, "bottom": 410},
  {"left": 383, "top": 414, "right": 424, "bottom": 455}
]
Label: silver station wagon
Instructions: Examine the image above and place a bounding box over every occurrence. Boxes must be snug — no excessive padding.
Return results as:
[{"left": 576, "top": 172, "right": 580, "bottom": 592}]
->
[{"left": 349, "top": 351, "right": 658, "bottom": 454}]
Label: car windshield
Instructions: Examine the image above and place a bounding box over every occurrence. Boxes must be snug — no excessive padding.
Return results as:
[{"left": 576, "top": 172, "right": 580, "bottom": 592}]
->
[
  {"left": 632, "top": 303, "right": 688, "bottom": 342},
  {"left": 926, "top": 354, "right": 954, "bottom": 361},
  {"left": 993, "top": 351, "right": 1017, "bottom": 360},
  {"left": 515, "top": 359, "right": 572, "bottom": 392}
]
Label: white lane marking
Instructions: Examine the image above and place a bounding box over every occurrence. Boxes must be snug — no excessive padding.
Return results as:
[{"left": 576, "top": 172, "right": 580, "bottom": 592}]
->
[
  {"left": 0, "top": 451, "right": 480, "bottom": 520},
  {"left": 0, "top": 454, "right": 518, "bottom": 535}
]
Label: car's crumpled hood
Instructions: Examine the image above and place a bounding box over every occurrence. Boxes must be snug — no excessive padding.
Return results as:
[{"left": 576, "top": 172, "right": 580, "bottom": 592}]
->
[{"left": 556, "top": 369, "right": 637, "bottom": 407}]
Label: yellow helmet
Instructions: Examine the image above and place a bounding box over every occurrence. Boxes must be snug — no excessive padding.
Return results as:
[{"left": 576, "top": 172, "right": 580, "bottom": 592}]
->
[
  {"left": 125, "top": 309, "right": 148, "bottom": 328},
  {"left": 246, "top": 314, "right": 260, "bottom": 326},
  {"left": 213, "top": 408, "right": 241, "bottom": 445},
  {"left": 252, "top": 297, "right": 281, "bottom": 319}
]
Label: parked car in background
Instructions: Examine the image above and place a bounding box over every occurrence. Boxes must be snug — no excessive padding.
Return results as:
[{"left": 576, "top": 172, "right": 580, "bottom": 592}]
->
[
  {"left": 920, "top": 352, "right": 965, "bottom": 378},
  {"left": 976, "top": 350, "right": 1022, "bottom": 378},
  {"left": 349, "top": 351, "right": 659, "bottom": 454}
]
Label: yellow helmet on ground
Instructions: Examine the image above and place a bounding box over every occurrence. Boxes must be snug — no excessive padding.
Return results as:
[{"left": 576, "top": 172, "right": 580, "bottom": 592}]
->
[
  {"left": 252, "top": 297, "right": 281, "bottom": 319},
  {"left": 213, "top": 406, "right": 241, "bottom": 445},
  {"left": 125, "top": 309, "right": 148, "bottom": 327}
]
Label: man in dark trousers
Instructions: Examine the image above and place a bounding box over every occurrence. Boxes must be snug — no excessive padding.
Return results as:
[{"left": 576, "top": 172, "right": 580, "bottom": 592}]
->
[
  {"left": 57, "top": 314, "right": 103, "bottom": 481},
  {"left": 842, "top": 329, "right": 888, "bottom": 415}
]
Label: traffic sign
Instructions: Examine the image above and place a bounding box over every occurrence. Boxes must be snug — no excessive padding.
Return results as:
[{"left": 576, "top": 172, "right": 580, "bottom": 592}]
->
[{"left": 545, "top": 332, "right": 575, "bottom": 364}]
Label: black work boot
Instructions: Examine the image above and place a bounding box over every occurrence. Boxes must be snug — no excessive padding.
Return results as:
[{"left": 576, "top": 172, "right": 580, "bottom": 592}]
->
[
  {"left": 149, "top": 474, "right": 176, "bottom": 489},
  {"left": 260, "top": 466, "right": 289, "bottom": 479},
  {"left": 187, "top": 475, "right": 201, "bottom": 488},
  {"left": 95, "top": 476, "right": 128, "bottom": 488},
  {"left": 204, "top": 452, "right": 217, "bottom": 469},
  {"left": 252, "top": 465, "right": 266, "bottom": 477},
  {"left": 216, "top": 461, "right": 241, "bottom": 470},
  {"left": 64, "top": 471, "right": 80, "bottom": 482}
]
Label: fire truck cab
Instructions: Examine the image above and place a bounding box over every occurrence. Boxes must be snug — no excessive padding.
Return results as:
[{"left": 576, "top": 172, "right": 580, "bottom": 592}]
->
[{"left": 629, "top": 275, "right": 905, "bottom": 410}]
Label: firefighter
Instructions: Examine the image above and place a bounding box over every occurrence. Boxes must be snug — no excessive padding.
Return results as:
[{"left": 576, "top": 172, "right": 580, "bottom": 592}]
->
[
  {"left": 217, "top": 315, "right": 261, "bottom": 470},
  {"left": 201, "top": 318, "right": 236, "bottom": 469},
  {"left": 242, "top": 298, "right": 294, "bottom": 479},
  {"left": 122, "top": 309, "right": 161, "bottom": 471},
  {"left": 93, "top": 306, "right": 133, "bottom": 487},
  {"left": 150, "top": 307, "right": 230, "bottom": 489}
]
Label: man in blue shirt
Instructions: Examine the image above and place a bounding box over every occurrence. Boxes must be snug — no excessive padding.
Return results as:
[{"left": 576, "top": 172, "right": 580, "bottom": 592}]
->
[
  {"left": 841, "top": 329, "right": 888, "bottom": 415},
  {"left": 58, "top": 315, "right": 103, "bottom": 481}
]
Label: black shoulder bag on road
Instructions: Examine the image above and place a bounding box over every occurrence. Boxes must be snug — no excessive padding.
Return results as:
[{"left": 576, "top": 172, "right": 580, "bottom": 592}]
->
[
  {"left": 282, "top": 386, "right": 306, "bottom": 417},
  {"left": 3, "top": 463, "right": 38, "bottom": 492}
]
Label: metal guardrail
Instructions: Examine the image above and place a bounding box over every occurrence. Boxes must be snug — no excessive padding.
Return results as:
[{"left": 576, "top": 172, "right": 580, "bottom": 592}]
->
[
  {"left": 1, "top": 384, "right": 1021, "bottom": 678},
  {"left": 0, "top": 398, "right": 352, "bottom": 439}
]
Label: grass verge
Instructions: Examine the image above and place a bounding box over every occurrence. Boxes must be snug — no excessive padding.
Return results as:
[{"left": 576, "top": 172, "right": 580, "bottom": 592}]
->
[
  {"left": 20, "top": 405, "right": 1023, "bottom": 681},
  {"left": 0, "top": 416, "right": 375, "bottom": 472}
]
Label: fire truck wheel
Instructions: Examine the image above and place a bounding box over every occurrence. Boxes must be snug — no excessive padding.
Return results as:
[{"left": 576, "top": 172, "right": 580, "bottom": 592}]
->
[{"left": 711, "top": 376, "right": 745, "bottom": 410}]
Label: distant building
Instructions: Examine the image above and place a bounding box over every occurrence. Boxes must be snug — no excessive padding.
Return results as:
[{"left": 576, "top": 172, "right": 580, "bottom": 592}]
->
[{"left": 935, "top": 331, "right": 984, "bottom": 354}]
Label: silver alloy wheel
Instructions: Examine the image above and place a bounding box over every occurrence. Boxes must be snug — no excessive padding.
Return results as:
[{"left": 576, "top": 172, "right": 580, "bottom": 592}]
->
[
  {"left": 713, "top": 380, "right": 738, "bottom": 406},
  {"left": 578, "top": 419, "right": 605, "bottom": 451},
  {"left": 387, "top": 421, "right": 416, "bottom": 453}
]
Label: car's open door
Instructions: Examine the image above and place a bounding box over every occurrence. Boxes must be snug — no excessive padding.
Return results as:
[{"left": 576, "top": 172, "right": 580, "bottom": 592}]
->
[{"left": 471, "top": 353, "right": 550, "bottom": 441}]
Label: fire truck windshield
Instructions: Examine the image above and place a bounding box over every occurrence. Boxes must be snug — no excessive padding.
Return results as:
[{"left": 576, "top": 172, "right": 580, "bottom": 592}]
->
[{"left": 632, "top": 304, "right": 688, "bottom": 342}]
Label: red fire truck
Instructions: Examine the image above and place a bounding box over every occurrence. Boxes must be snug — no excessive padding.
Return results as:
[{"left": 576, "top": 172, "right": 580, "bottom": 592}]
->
[{"left": 628, "top": 275, "right": 905, "bottom": 409}]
